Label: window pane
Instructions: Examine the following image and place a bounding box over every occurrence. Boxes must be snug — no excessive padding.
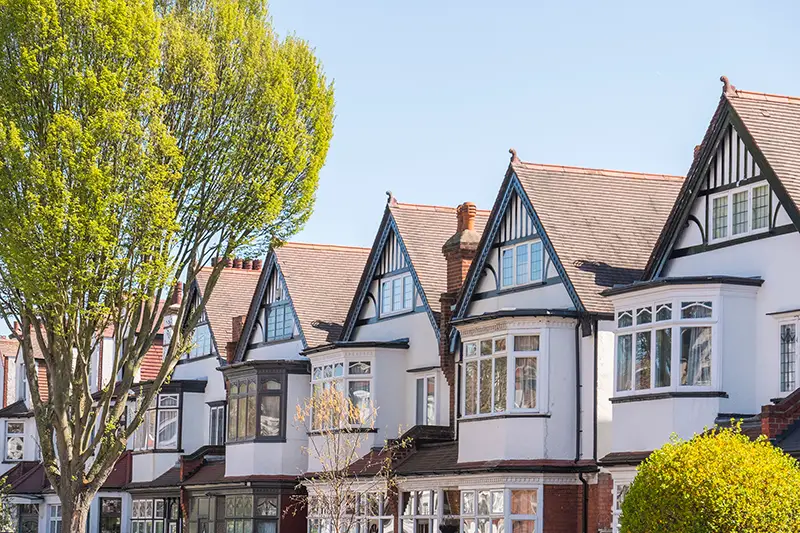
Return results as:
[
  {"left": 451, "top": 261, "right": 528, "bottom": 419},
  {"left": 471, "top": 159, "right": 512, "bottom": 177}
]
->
[
  {"left": 635, "top": 332, "right": 651, "bottom": 390},
  {"left": 477, "top": 491, "right": 490, "bottom": 514},
  {"left": 511, "top": 490, "right": 537, "bottom": 515},
  {"left": 333, "top": 363, "right": 344, "bottom": 377},
  {"left": 655, "top": 328, "right": 672, "bottom": 388},
  {"left": 515, "top": 245, "right": 528, "bottom": 284},
  {"left": 237, "top": 396, "right": 247, "bottom": 438},
  {"left": 616, "top": 335, "right": 632, "bottom": 392},
  {"left": 511, "top": 521, "right": 535, "bottom": 533},
  {"left": 752, "top": 185, "right": 769, "bottom": 230},
  {"left": 493, "top": 357, "right": 506, "bottom": 412},
  {"left": 349, "top": 362, "right": 371, "bottom": 375},
  {"left": 156, "top": 410, "right": 179, "bottom": 449},
  {"left": 712, "top": 196, "right": 728, "bottom": 239},
  {"left": 381, "top": 282, "right": 391, "bottom": 314},
  {"left": 494, "top": 337, "right": 506, "bottom": 353},
  {"left": 502, "top": 250, "right": 514, "bottom": 287},
  {"left": 732, "top": 190, "right": 748, "bottom": 235},
  {"left": 246, "top": 394, "right": 257, "bottom": 437},
  {"left": 480, "top": 339, "right": 492, "bottom": 356},
  {"left": 514, "top": 335, "right": 539, "bottom": 352},
  {"left": 403, "top": 275, "right": 413, "bottom": 309},
  {"left": 259, "top": 396, "right": 281, "bottom": 437},
  {"left": 465, "top": 361, "right": 478, "bottom": 415},
  {"left": 348, "top": 381, "right": 371, "bottom": 422},
  {"left": 478, "top": 360, "right": 492, "bottom": 414},
  {"left": 392, "top": 278, "right": 402, "bottom": 311},
  {"left": 781, "top": 324, "right": 797, "bottom": 393},
  {"left": 617, "top": 310, "right": 633, "bottom": 328},
  {"left": 465, "top": 343, "right": 477, "bottom": 359},
  {"left": 426, "top": 377, "right": 435, "bottom": 425},
  {"left": 415, "top": 379, "right": 425, "bottom": 425},
  {"left": 530, "top": 241, "right": 543, "bottom": 282},
  {"left": 655, "top": 303, "right": 672, "bottom": 322},
  {"left": 159, "top": 395, "right": 179, "bottom": 408},
  {"left": 228, "top": 399, "right": 238, "bottom": 441},
  {"left": 514, "top": 357, "right": 537, "bottom": 409},
  {"left": 680, "top": 327, "right": 712, "bottom": 386},
  {"left": 636, "top": 307, "right": 652, "bottom": 325},
  {"left": 681, "top": 301, "right": 712, "bottom": 319}
]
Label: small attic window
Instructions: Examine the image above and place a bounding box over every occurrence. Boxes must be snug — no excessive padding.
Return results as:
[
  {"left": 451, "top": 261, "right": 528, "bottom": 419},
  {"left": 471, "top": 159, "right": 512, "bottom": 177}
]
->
[{"left": 266, "top": 300, "right": 294, "bottom": 342}]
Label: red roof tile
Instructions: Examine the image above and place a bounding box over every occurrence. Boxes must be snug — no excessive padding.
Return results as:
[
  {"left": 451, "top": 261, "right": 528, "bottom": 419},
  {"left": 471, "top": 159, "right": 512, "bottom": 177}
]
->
[{"left": 196, "top": 266, "right": 262, "bottom": 352}]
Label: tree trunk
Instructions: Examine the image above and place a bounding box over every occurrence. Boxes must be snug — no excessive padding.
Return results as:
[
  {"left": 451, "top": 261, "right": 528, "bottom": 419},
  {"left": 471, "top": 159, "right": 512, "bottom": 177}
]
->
[{"left": 61, "top": 492, "right": 91, "bottom": 533}]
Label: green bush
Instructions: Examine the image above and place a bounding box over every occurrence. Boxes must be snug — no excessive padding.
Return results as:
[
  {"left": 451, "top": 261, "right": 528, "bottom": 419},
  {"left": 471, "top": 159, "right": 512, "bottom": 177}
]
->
[{"left": 621, "top": 425, "right": 800, "bottom": 533}]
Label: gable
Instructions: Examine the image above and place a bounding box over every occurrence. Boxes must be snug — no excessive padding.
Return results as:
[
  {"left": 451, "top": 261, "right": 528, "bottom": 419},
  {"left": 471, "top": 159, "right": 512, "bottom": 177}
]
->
[
  {"left": 467, "top": 190, "right": 573, "bottom": 316},
  {"left": 244, "top": 263, "right": 302, "bottom": 351}
]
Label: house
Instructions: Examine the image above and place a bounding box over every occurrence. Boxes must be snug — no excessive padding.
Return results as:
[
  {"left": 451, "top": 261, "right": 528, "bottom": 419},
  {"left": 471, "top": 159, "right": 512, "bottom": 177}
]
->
[{"left": 598, "top": 78, "right": 800, "bottom": 531}]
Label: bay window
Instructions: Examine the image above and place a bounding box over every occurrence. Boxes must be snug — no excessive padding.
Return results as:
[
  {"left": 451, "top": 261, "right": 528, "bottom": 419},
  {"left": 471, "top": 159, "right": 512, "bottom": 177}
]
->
[
  {"left": 310, "top": 361, "right": 372, "bottom": 429},
  {"left": 225, "top": 495, "right": 278, "bottom": 533},
  {"left": 381, "top": 273, "right": 414, "bottom": 316},
  {"left": 501, "top": 240, "right": 544, "bottom": 289},
  {"left": 309, "top": 493, "right": 392, "bottom": 533},
  {"left": 187, "top": 496, "right": 224, "bottom": 533},
  {"left": 710, "top": 183, "right": 770, "bottom": 243},
  {"left": 132, "top": 394, "right": 181, "bottom": 451},
  {"left": 463, "top": 334, "right": 540, "bottom": 417},
  {"left": 615, "top": 299, "right": 714, "bottom": 394},
  {"left": 227, "top": 374, "right": 285, "bottom": 442}
]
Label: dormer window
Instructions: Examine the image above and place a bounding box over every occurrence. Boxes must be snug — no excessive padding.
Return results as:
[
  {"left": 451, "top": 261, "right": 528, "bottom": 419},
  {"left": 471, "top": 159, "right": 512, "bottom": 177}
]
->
[
  {"left": 381, "top": 273, "right": 413, "bottom": 316},
  {"left": 501, "top": 240, "right": 544, "bottom": 289},
  {"left": 616, "top": 299, "right": 715, "bottom": 394},
  {"left": 710, "top": 183, "right": 769, "bottom": 242}
]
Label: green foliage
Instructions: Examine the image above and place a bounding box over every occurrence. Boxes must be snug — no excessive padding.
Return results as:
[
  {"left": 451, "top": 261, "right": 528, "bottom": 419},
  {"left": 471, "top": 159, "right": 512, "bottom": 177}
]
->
[
  {"left": 621, "top": 425, "right": 800, "bottom": 533},
  {"left": 0, "top": 0, "right": 333, "bottom": 522}
]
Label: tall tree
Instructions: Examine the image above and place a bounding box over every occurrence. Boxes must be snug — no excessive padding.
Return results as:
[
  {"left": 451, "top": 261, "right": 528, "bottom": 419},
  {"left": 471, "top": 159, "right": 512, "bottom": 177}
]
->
[{"left": 0, "top": 0, "right": 334, "bottom": 530}]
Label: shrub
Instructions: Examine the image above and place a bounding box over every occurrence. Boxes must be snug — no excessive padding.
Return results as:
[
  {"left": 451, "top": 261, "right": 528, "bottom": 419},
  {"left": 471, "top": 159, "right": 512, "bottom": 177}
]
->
[{"left": 621, "top": 425, "right": 800, "bottom": 532}]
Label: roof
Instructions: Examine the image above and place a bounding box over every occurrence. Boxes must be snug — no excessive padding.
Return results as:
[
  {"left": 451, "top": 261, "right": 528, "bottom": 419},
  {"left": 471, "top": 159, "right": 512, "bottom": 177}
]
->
[
  {"left": 388, "top": 202, "right": 490, "bottom": 315},
  {"left": 0, "top": 337, "right": 18, "bottom": 359},
  {"left": 125, "top": 466, "right": 180, "bottom": 490},
  {"left": 512, "top": 160, "right": 685, "bottom": 313},
  {"left": 726, "top": 89, "right": 800, "bottom": 217},
  {"left": 0, "top": 400, "right": 32, "bottom": 418},
  {"left": 3, "top": 451, "right": 132, "bottom": 494},
  {"left": 274, "top": 243, "right": 370, "bottom": 347},
  {"left": 196, "top": 264, "right": 262, "bottom": 352},
  {"left": 601, "top": 275, "right": 764, "bottom": 297}
]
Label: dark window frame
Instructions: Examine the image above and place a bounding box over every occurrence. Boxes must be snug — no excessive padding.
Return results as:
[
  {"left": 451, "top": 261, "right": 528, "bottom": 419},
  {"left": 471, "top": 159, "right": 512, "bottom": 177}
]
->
[{"left": 227, "top": 371, "right": 287, "bottom": 443}]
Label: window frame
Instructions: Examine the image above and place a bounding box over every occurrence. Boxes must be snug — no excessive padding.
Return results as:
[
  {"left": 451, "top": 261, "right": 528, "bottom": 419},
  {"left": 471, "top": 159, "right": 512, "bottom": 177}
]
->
[
  {"left": 380, "top": 272, "right": 414, "bottom": 317},
  {"left": 500, "top": 240, "right": 545, "bottom": 290},
  {"left": 131, "top": 393, "right": 182, "bottom": 452},
  {"left": 310, "top": 358, "right": 374, "bottom": 430},
  {"left": 208, "top": 402, "right": 226, "bottom": 446},
  {"left": 614, "top": 296, "right": 718, "bottom": 397},
  {"left": 708, "top": 182, "right": 770, "bottom": 244},
  {"left": 47, "top": 504, "right": 62, "bottom": 533},
  {"left": 611, "top": 482, "right": 630, "bottom": 533},
  {"left": 309, "top": 492, "right": 392, "bottom": 533},
  {"left": 5, "top": 420, "right": 25, "bottom": 462},
  {"left": 415, "top": 374, "right": 437, "bottom": 426},
  {"left": 227, "top": 372, "right": 287, "bottom": 443},
  {"left": 779, "top": 317, "right": 800, "bottom": 394},
  {"left": 461, "top": 331, "right": 545, "bottom": 419},
  {"left": 264, "top": 299, "right": 295, "bottom": 343},
  {"left": 99, "top": 498, "right": 122, "bottom": 533}
]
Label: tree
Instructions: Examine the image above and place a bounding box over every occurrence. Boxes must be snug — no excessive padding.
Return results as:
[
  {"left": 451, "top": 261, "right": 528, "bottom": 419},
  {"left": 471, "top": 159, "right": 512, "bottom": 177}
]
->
[
  {"left": 294, "top": 386, "right": 410, "bottom": 533},
  {"left": 0, "top": 0, "right": 334, "bottom": 529},
  {"left": 621, "top": 426, "right": 800, "bottom": 533}
]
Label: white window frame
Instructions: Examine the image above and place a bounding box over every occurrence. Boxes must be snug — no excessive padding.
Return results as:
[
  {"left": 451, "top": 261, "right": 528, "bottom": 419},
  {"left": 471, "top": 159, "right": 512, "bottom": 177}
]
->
[
  {"left": 310, "top": 357, "right": 374, "bottom": 429},
  {"left": 778, "top": 317, "right": 800, "bottom": 394},
  {"left": 461, "top": 331, "right": 544, "bottom": 419},
  {"left": 500, "top": 240, "right": 545, "bottom": 289},
  {"left": 612, "top": 481, "right": 630, "bottom": 533},
  {"left": 132, "top": 393, "right": 181, "bottom": 451},
  {"left": 5, "top": 420, "right": 24, "bottom": 461},
  {"left": 208, "top": 404, "right": 226, "bottom": 446},
  {"left": 614, "top": 296, "right": 718, "bottom": 398},
  {"left": 380, "top": 272, "right": 414, "bottom": 317},
  {"left": 415, "top": 374, "right": 437, "bottom": 426},
  {"left": 48, "top": 504, "right": 62, "bottom": 533},
  {"left": 709, "top": 182, "right": 770, "bottom": 244},
  {"left": 308, "top": 492, "right": 392, "bottom": 533}
]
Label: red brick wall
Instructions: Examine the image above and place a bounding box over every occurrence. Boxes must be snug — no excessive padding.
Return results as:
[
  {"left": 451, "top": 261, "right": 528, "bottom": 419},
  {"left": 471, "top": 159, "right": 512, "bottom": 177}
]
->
[
  {"left": 543, "top": 484, "right": 581, "bottom": 533},
  {"left": 587, "top": 473, "right": 613, "bottom": 533}
]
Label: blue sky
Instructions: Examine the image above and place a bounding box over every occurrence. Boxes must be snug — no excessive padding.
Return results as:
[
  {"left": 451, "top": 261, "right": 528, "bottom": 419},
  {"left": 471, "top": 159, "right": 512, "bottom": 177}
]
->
[{"left": 269, "top": 0, "right": 800, "bottom": 247}]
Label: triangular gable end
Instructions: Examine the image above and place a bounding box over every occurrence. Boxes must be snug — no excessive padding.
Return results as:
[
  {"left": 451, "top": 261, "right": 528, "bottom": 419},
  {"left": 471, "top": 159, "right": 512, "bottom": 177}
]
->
[
  {"left": 454, "top": 170, "right": 585, "bottom": 320},
  {"left": 645, "top": 98, "right": 800, "bottom": 279},
  {"left": 341, "top": 211, "right": 440, "bottom": 342},
  {"left": 232, "top": 254, "right": 306, "bottom": 363}
]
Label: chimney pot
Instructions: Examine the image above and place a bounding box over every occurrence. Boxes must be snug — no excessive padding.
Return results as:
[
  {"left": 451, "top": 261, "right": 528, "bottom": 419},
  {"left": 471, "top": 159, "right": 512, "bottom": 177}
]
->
[
  {"left": 233, "top": 258, "right": 243, "bottom": 269},
  {"left": 457, "top": 202, "right": 477, "bottom": 232},
  {"left": 252, "top": 259, "right": 263, "bottom": 270},
  {"left": 243, "top": 259, "right": 253, "bottom": 270},
  {"left": 171, "top": 282, "right": 184, "bottom": 306},
  {"left": 223, "top": 257, "right": 232, "bottom": 268}
]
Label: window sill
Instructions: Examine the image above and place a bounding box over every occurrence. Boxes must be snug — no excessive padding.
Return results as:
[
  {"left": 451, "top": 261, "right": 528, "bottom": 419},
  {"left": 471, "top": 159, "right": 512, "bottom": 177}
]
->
[
  {"left": 131, "top": 448, "right": 184, "bottom": 455},
  {"left": 226, "top": 437, "right": 287, "bottom": 444},
  {"left": 498, "top": 279, "right": 547, "bottom": 295},
  {"left": 459, "top": 411, "right": 550, "bottom": 422},
  {"left": 610, "top": 390, "right": 728, "bottom": 404},
  {"left": 307, "top": 427, "right": 378, "bottom": 436},
  {"left": 380, "top": 308, "right": 413, "bottom": 319}
]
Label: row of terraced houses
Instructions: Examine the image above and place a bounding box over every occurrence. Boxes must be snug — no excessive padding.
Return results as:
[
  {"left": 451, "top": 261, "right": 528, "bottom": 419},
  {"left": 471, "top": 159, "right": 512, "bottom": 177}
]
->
[{"left": 1, "top": 78, "right": 800, "bottom": 533}]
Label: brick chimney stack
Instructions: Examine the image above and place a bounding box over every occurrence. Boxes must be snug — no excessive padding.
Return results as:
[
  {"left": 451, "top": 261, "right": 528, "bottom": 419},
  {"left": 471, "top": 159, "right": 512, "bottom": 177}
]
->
[
  {"left": 439, "top": 202, "right": 481, "bottom": 428},
  {"left": 226, "top": 315, "right": 246, "bottom": 364}
]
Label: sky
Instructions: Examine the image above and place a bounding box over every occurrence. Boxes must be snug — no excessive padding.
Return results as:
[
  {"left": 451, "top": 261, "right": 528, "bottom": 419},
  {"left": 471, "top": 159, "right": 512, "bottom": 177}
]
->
[{"left": 267, "top": 0, "right": 800, "bottom": 248}]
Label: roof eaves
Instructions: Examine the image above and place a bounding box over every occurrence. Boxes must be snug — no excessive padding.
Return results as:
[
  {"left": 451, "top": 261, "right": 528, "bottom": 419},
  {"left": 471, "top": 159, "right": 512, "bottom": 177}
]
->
[{"left": 601, "top": 275, "right": 764, "bottom": 297}]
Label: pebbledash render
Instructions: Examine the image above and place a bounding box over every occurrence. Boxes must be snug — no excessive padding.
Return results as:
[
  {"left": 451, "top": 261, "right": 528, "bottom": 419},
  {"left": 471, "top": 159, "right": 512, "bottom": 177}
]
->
[{"left": 1, "top": 77, "right": 800, "bottom": 533}]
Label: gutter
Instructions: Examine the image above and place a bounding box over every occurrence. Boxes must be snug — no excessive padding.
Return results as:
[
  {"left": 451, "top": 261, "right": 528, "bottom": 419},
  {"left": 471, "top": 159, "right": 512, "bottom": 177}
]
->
[{"left": 575, "top": 322, "right": 587, "bottom": 533}]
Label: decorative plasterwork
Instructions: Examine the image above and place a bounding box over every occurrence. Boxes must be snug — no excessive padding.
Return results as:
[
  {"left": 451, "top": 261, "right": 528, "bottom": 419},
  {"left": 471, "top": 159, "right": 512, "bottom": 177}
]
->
[{"left": 456, "top": 317, "right": 575, "bottom": 339}]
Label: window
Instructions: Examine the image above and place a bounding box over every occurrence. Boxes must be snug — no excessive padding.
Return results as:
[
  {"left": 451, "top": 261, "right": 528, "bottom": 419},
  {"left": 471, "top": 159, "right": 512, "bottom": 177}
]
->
[
  {"left": 100, "top": 499, "right": 122, "bottom": 533},
  {"left": 132, "top": 394, "right": 181, "bottom": 451},
  {"left": 381, "top": 273, "right": 414, "bottom": 316},
  {"left": 190, "top": 322, "right": 213, "bottom": 358},
  {"left": 781, "top": 323, "right": 797, "bottom": 393},
  {"left": 48, "top": 505, "right": 61, "bottom": 533},
  {"left": 710, "top": 183, "right": 770, "bottom": 242},
  {"left": 310, "top": 361, "right": 372, "bottom": 429},
  {"left": 187, "top": 496, "right": 224, "bottom": 533},
  {"left": 266, "top": 301, "right": 294, "bottom": 342},
  {"left": 228, "top": 375, "right": 285, "bottom": 441},
  {"left": 612, "top": 483, "right": 630, "bottom": 533},
  {"left": 133, "top": 498, "right": 179, "bottom": 533},
  {"left": 616, "top": 300, "right": 714, "bottom": 393},
  {"left": 5, "top": 421, "right": 24, "bottom": 461},
  {"left": 463, "top": 334, "right": 540, "bottom": 417},
  {"left": 415, "top": 376, "right": 436, "bottom": 426},
  {"left": 309, "top": 492, "right": 392, "bottom": 533},
  {"left": 209, "top": 404, "right": 226, "bottom": 445},
  {"left": 224, "top": 495, "right": 278, "bottom": 533},
  {"left": 501, "top": 240, "right": 545, "bottom": 288},
  {"left": 18, "top": 504, "right": 39, "bottom": 533}
]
